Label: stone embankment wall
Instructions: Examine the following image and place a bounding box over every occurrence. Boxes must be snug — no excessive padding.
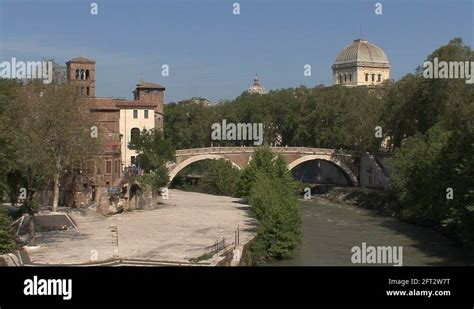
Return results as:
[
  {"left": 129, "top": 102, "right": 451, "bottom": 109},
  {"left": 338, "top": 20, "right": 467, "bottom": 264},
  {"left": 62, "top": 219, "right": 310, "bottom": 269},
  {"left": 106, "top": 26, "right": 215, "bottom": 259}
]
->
[
  {"left": 359, "top": 152, "right": 392, "bottom": 189},
  {"left": 0, "top": 253, "right": 21, "bottom": 266}
]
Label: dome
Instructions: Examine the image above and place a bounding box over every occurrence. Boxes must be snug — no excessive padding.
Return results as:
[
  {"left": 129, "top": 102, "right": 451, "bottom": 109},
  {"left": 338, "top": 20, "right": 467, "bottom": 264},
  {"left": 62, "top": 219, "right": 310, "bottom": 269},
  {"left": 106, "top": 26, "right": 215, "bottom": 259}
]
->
[
  {"left": 333, "top": 39, "right": 389, "bottom": 68},
  {"left": 247, "top": 74, "right": 267, "bottom": 94}
]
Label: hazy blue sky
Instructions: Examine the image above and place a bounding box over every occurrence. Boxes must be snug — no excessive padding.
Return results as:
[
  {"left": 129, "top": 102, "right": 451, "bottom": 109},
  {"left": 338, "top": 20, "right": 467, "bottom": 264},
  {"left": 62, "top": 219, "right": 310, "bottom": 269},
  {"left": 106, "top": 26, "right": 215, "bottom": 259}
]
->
[{"left": 0, "top": 0, "right": 472, "bottom": 103}]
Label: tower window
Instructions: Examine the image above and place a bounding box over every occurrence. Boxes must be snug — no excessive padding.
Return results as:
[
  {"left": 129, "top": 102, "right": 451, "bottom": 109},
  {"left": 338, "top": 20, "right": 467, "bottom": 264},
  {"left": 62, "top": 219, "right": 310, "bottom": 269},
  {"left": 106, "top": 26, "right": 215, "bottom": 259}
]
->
[
  {"left": 86, "top": 70, "right": 90, "bottom": 80},
  {"left": 133, "top": 110, "right": 138, "bottom": 119},
  {"left": 365, "top": 73, "right": 369, "bottom": 82},
  {"left": 378, "top": 74, "right": 382, "bottom": 82},
  {"left": 86, "top": 87, "right": 90, "bottom": 96},
  {"left": 80, "top": 69, "right": 86, "bottom": 80},
  {"left": 144, "top": 110, "right": 149, "bottom": 118},
  {"left": 75, "top": 69, "right": 80, "bottom": 80}
]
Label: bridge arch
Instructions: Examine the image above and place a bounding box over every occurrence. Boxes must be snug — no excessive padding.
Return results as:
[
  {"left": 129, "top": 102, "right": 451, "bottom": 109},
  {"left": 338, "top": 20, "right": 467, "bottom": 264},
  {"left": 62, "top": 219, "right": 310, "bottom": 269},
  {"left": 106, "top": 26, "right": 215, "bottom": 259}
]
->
[
  {"left": 168, "top": 154, "right": 242, "bottom": 184},
  {"left": 287, "top": 154, "right": 358, "bottom": 186}
]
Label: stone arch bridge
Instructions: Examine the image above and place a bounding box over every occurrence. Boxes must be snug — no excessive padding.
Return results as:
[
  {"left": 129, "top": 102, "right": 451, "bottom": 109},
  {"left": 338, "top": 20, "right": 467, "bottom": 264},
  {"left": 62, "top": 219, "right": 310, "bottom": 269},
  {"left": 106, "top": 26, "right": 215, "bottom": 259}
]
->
[{"left": 167, "top": 147, "right": 360, "bottom": 186}]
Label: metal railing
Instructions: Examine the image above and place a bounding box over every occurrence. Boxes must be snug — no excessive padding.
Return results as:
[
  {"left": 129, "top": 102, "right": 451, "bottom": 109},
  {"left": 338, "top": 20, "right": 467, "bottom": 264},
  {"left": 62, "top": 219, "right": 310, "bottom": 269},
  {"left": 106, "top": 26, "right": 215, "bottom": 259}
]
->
[{"left": 184, "top": 237, "right": 228, "bottom": 260}]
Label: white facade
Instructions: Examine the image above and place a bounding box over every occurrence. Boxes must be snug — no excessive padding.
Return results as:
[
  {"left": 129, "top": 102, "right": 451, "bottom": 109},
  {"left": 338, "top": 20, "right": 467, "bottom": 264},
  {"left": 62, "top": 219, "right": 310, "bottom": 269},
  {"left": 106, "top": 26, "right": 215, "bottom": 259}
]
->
[{"left": 119, "top": 108, "right": 155, "bottom": 168}]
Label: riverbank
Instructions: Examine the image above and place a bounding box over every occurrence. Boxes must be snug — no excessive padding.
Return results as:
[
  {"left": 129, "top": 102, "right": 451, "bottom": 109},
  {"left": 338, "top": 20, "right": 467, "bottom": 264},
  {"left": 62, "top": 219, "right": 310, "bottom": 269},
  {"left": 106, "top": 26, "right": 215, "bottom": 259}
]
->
[{"left": 22, "top": 190, "right": 257, "bottom": 265}]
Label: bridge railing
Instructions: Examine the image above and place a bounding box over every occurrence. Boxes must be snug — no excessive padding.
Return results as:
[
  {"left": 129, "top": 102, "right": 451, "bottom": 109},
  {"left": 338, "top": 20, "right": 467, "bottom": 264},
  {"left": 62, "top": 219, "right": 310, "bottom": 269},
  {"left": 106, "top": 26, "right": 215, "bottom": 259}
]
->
[{"left": 175, "top": 146, "right": 359, "bottom": 157}]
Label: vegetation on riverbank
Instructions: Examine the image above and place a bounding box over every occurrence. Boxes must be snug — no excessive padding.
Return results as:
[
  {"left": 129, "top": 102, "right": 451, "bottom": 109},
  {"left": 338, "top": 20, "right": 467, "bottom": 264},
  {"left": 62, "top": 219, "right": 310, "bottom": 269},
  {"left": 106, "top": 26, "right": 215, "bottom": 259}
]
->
[
  {"left": 171, "top": 159, "right": 241, "bottom": 197},
  {"left": 0, "top": 208, "right": 16, "bottom": 254},
  {"left": 242, "top": 147, "right": 302, "bottom": 264}
]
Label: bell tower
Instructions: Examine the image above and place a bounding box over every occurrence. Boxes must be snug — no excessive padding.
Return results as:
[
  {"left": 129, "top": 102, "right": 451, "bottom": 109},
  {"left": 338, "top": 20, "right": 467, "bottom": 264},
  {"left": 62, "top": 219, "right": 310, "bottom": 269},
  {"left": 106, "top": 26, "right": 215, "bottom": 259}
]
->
[
  {"left": 133, "top": 78, "right": 166, "bottom": 130},
  {"left": 66, "top": 57, "right": 96, "bottom": 97}
]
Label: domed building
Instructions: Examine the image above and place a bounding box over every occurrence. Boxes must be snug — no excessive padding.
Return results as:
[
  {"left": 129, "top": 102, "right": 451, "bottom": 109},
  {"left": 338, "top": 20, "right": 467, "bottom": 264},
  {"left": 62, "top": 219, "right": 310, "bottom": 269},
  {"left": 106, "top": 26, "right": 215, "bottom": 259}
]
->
[
  {"left": 332, "top": 39, "right": 390, "bottom": 86},
  {"left": 247, "top": 74, "right": 268, "bottom": 94}
]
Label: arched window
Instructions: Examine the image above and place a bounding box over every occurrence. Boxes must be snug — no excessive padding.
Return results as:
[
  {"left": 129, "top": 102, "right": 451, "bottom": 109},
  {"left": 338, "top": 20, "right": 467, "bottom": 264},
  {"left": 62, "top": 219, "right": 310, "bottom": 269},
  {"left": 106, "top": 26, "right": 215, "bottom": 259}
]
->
[
  {"left": 339, "top": 75, "right": 343, "bottom": 84},
  {"left": 130, "top": 128, "right": 140, "bottom": 149},
  {"left": 80, "top": 69, "right": 85, "bottom": 80},
  {"left": 365, "top": 73, "right": 369, "bottom": 82},
  {"left": 371, "top": 74, "right": 375, "bottom": 82},
  {"left": 378, "top": 74, "right": 382, "bottom": 82},
  {"left": 86, "top": 70, "right": 90, "bottom": 80},
  {"left": 344, "top": 75, "right": 347, "bottom": 83},
  {"left": 349, "top": 74, "right": 352, "bottom": 82},
  {"left": 75, "top": 69, "right": 80, "bottom": 80}
]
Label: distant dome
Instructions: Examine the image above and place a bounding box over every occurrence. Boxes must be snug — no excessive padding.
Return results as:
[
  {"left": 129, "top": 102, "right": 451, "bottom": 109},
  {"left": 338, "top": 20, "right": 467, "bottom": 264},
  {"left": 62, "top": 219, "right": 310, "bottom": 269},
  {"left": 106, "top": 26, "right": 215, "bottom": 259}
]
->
[
  {"left": 334, "top": 39, "right": 389, "bottom": 68},
  {"left": 247, "top": 74, "right": 267, "bottom": 95}
]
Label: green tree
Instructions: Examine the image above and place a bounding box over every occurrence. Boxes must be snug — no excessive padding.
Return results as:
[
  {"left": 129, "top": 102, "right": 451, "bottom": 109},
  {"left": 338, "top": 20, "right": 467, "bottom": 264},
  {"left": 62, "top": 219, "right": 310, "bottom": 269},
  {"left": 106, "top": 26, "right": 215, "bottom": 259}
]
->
[
  {"left": 238, "top": 146, "right": 297, "bottom": 198},
  {"left": 200, "top": 159, "right": 241, "bottom": 197},
  {"left": 0, "top": 80, "right": 100, "bottom": 245},
  {"left": 246, "top": 172, "right": 302, "bottom": 264},
  {"left": 134, "top": 128, "right": 176, "bottom": 190}
]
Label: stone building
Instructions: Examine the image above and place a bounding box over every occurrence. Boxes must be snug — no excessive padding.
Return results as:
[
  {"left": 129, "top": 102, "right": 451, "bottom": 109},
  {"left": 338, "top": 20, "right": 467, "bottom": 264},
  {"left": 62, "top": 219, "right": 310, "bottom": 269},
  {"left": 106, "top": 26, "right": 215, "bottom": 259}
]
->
[
  {"left": 178, "top": 97, "right": 211, "bottom": 107},
  {"left": 66, "top": 57, "right": 165, "bottom": 188},
  {"left": 332, "top": 39, "right": 390, "bottom": 86}
]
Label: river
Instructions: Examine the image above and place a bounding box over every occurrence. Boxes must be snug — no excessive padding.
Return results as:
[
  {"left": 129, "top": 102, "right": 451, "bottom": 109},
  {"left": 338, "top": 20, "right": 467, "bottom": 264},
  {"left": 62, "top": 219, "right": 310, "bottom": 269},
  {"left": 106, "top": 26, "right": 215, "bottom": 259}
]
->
[{"left": 267, "top": 197, "right": 474, "bottom": 266}]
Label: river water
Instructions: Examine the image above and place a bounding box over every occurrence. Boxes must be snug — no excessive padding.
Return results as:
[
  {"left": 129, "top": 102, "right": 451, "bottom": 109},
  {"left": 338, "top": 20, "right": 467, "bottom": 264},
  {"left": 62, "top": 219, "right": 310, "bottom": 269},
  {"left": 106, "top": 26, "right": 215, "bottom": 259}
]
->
[{"left": 268, "top": 197, "right": 474, "bottom": 266}]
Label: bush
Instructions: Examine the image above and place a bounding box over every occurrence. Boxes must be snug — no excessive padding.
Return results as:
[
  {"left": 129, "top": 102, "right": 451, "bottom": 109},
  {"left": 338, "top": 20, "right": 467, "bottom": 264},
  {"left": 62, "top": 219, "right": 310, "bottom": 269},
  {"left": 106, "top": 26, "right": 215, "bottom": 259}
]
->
[
  {"left": 239, "top": 147, "right": 302, "bottom": 264},
  {"left": 0, "top": 208, "right": 16, "bottom": 254},
  {"left": 237, "top": 146, "right": 297, "bottom": 198},
  {"left": 200, "top": 159, "right": 241, "bottom": 197},
  {"left": 245, "top": 173, "right": 302, "bottom": 264}
]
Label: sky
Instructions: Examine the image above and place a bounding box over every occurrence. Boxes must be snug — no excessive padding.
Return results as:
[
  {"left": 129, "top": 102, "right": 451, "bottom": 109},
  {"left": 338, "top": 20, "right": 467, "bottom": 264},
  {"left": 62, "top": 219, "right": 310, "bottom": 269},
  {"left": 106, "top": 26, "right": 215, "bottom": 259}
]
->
[{"left": 0, "top": 0, "right": 473, "bottom": 103}]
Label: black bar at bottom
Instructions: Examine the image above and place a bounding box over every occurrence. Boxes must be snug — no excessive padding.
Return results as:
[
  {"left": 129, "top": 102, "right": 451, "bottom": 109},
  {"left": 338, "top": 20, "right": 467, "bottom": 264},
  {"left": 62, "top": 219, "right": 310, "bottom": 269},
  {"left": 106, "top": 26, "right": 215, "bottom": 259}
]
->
[{"left": 0, "top": 267, "right": 471, "bottom": 306}]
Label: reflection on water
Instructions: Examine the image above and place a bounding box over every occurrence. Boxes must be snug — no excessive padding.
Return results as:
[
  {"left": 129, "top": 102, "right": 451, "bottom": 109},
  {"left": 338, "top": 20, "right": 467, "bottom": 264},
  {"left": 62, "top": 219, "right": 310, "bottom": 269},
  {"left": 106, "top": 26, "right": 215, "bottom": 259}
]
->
[{"left": 268, "top": 197, "right": 474, "bottom": 266}]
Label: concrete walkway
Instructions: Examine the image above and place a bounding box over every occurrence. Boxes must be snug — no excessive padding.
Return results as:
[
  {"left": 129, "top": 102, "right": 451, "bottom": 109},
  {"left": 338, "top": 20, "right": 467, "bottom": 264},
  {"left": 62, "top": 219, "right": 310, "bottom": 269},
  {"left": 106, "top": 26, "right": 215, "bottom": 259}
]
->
[{"left": 25, "top": 190, "right": 256, "bottom": 265}]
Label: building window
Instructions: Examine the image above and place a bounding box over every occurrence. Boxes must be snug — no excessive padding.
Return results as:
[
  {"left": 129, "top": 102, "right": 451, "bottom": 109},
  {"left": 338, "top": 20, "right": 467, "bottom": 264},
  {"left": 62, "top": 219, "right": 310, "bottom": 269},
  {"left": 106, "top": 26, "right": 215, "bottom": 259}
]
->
[
  {"left": 114, "top": 160, "right": 120, "bottom": 174},
  {"left": 86, "top": 70, "right": 90, "bottom": 80},
  {"left": 131, "top": 156, "right": 136, "bottom": 166},
  {"left": 344, "top": 75, "right": 347, "bottom": 83},
  {"left": 86, "top": 87, "right": 90, "bottom": 96},
  {"left": 378, "top": 74, "right": 382, "bottom": 82},
  {"left": 144, "top": 110, "right": 149, "bottom": 119},
  {"left": 365, "top": 73, "right": 369, "bottom": 82},
  {"left": 372, "top": 74, "right": 375, "bottom": 82},
  {"left": 133, "top": 110, "right": 138, "bottom": 119},
  {"left": 349, "top": 74, "right": 352, "bottom": 82},
  {"left": 130, "top": 128, "right": 140, "bottom": 149},
  {"left": 339, "top": 75, "right": 343, "bottom": 84},
  {"left": 75, "top": 69, "right": 80, "bottom": 80},
  {"left": 106, "top": 161, "right": 112, "bottom": 174}
]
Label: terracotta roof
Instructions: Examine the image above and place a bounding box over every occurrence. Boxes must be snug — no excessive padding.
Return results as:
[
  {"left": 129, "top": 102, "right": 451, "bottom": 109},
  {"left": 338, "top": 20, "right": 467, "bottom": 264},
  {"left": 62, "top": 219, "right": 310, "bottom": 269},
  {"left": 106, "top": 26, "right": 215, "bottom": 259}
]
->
[
  {"left": 136, "top": 78, "right": 165, "bottom": 90},
  {"left": 66, "top": 57, "right": 96, "bottom": 64}
]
